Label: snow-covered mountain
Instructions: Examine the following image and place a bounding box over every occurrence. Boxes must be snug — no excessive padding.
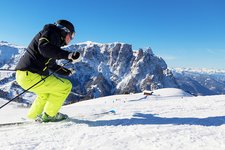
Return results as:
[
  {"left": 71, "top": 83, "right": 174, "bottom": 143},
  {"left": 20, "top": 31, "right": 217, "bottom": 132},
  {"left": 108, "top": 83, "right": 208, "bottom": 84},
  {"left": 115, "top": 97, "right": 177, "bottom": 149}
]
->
[
  {"left": 172, "top": 68, "right": 225, "bottom": 96},
  {"left": 0, "top": 41, "right": 27, "bottom": 103},
  {"left": 1, "top": 88, "right": 225, "bottom": 149},
  {"left": 0, "top": 41, "right": 25, "bottom": 68},
  {"left": 65, "top": 41, "right": 178, "bottom": 99},
  {"left": 1, "top": 41, "right": 225, "bottom": 103},
  {"left": 0, "top": 41, "right": 178, "bottom": 103}
]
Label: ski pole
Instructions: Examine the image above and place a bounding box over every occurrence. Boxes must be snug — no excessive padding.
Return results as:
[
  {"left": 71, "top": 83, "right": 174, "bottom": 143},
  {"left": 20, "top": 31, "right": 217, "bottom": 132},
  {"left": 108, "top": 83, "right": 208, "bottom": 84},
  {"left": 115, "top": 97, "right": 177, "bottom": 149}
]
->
[
  {"left": 0, "top": 60, "right": 71, "bottom": 109},
  {"left": 0, "top": 69, "right": 16, "bottom": 72}
]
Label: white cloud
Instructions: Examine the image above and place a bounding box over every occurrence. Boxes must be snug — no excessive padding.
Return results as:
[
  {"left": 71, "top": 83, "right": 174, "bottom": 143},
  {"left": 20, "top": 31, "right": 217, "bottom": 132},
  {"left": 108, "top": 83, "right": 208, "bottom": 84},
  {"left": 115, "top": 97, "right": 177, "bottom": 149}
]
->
[{"left": 160, "top": 55, "right": 176, "bottom": 61}]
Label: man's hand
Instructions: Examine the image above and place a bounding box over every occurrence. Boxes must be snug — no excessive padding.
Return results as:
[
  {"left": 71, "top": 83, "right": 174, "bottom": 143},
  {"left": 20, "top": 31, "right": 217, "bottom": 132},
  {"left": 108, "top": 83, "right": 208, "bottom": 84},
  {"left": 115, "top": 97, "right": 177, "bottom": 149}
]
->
[{"left": 68, "top": 52, "right": 82, "bottom": 64}]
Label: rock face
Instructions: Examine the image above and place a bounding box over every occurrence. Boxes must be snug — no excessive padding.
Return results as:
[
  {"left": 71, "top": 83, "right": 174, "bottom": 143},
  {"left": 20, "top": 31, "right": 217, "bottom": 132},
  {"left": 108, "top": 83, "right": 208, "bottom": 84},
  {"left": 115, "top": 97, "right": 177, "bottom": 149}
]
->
[
  {"left": 0, "top": 41, "right": 178, "bottom": 102},
  {"left": 63, "top": 42, "right": 178, "bottom": 100}
]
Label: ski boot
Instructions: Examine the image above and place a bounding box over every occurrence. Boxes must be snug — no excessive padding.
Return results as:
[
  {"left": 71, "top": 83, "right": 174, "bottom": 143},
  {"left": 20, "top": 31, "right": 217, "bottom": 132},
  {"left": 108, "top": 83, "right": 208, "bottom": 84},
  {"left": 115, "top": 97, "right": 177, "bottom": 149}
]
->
[{"left": 36, "top": 112, "right": 68, "bottom": 123}]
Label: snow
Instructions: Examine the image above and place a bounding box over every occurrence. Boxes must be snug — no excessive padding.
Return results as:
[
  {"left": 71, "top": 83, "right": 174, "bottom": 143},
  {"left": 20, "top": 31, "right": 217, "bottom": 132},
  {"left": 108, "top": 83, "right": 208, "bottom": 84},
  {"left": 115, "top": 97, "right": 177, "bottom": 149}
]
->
[
  {"left": 1, "top": 88, "right": 225, "bottom": 150},
  {"left": 152, "top": 88, "right": 192, "bottom": 97},
  {"left": 172, "top": 67, "right": 225, "bottom": 74}
]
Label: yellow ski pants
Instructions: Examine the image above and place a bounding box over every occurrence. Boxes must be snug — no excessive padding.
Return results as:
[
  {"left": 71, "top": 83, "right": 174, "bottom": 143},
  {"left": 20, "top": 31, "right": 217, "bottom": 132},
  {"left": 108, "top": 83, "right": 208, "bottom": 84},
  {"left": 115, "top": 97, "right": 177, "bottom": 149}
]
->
[{"left": 16, "top": 70, "right": 72, "bottom": 119}]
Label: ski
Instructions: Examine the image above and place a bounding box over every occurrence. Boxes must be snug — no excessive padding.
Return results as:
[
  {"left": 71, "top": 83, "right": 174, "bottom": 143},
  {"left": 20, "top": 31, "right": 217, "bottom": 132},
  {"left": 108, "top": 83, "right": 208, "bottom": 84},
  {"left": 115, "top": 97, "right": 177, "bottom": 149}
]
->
[
  {"left": 0, "top": 117, "right": 71, "bottom": 127},
  {"left": 0, "top": 121, "right": 33, "bottom": 127}
]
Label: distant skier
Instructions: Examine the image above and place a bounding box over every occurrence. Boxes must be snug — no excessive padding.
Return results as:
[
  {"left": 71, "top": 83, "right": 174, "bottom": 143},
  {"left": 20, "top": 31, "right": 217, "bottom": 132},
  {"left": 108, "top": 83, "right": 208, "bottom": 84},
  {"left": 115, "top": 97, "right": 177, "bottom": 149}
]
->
[{"left": 15, "top": 20, "right": 81, "bottom": 122}]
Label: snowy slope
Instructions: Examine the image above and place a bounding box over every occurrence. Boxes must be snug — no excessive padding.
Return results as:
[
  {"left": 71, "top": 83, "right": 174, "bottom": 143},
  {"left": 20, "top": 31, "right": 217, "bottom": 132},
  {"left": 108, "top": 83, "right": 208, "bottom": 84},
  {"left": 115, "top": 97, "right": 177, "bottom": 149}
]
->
[{"left": 1, "top": 88, "right": 225, "bottom": 150}]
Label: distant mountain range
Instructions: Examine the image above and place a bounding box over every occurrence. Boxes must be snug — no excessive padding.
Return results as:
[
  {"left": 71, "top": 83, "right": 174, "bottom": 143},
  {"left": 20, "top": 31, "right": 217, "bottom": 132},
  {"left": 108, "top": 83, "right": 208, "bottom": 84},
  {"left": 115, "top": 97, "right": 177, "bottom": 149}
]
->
[
  {"left": 171, "top": 68, "right": 225, "bottom": 96},
  {"left": 0, "top": 41, "right": 224, "bottom": 104}
]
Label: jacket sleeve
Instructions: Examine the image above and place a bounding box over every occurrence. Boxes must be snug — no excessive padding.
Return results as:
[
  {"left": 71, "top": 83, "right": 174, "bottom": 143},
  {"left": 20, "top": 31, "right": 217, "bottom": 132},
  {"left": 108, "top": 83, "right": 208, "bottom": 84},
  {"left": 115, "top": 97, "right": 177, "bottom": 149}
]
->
[
  {"left": 48, "top": 60, "right": 71, "bottom": 76},
  {"left": 38, "top": 29, "right": 70, "bottom": 60}
]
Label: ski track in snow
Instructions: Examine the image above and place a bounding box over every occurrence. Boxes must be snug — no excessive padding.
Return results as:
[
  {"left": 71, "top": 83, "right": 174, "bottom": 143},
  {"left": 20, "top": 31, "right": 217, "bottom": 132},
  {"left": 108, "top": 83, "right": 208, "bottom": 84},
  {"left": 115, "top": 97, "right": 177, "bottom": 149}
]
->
[{"left": 1, "top": 88, "right": 225, "bottom": 150}]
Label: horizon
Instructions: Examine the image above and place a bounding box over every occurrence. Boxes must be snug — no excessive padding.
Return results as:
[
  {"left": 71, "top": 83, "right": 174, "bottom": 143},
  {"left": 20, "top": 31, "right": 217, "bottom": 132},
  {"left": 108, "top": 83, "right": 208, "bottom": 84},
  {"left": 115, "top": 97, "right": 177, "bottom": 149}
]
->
[{"left": 0, "top": 0, "right": 225, "bottom": 69}]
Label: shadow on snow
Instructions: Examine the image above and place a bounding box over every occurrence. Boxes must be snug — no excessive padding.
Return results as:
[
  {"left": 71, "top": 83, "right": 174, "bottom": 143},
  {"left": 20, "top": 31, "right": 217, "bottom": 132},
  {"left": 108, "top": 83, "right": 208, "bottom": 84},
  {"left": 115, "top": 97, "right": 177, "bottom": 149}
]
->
[{"left": 70, "top": 113, "right": 225, "bottom": 127}]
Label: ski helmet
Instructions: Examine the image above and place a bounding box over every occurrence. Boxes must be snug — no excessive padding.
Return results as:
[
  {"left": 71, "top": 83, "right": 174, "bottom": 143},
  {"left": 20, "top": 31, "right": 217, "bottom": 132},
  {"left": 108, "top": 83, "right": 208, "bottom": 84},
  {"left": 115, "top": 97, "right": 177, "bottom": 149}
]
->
[{"left": 55, "top": 20, "right": 75, "bottom": 38}]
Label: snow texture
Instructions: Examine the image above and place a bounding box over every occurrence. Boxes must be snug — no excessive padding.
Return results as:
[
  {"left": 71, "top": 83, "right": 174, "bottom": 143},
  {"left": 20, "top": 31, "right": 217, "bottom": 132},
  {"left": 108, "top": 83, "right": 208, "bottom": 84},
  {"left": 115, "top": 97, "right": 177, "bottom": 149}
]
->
[{"left": 1, "top": 88, "right": 225, "bottom": 150}]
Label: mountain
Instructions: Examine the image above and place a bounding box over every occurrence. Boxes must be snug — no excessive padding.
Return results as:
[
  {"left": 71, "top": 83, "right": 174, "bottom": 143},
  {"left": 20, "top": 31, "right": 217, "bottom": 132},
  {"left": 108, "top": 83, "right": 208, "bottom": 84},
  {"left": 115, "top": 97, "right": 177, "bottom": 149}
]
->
[
  {"left": 0, "top": 41, "right": 27, "bottom": 103},
  {"left": 172, "top": 68, "right": 225, "bottom": 96},
  {"left": 0, "top": 41, "right": 25, "bottom": 68},
  {"left": 1, "top": 41, "right": 224, "bottom": 103},
  {"left": 1, "top": 88, "right": 225, "bottom": 149},
  {"left": 0, "top": 41, "right": 178, "bottom": 103},
  {"left": 64, "top": 41, "right": 178, "bottom": 99}
]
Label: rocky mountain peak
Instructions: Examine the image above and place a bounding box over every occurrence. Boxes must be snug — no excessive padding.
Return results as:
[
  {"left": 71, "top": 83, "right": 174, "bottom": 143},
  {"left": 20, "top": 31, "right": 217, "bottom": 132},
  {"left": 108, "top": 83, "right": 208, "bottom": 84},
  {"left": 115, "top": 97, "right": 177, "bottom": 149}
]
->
[
  {"left": 65, "top": 42, "right": 178, "bottom": 98},
  {"left": 0, "top": 41, "right": 178, "bottom": 102}
]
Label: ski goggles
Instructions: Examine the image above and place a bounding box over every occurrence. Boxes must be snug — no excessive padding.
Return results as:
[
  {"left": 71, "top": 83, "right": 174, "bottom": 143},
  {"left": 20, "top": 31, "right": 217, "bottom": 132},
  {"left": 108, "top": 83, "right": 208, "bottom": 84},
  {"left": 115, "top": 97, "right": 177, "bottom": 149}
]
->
[
  {"left": 70, "top": 32, "right": 75, "bottom": 40},
  {"left": 55, "top": 23, "right": 75, "bottom": 40}
]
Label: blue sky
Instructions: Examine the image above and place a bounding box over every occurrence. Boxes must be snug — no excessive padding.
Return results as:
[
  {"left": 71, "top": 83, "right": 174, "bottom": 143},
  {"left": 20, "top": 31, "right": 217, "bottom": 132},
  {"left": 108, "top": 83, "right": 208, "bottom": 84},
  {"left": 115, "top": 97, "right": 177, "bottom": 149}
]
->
[{"left": 0, "top": 0, "right": 225, "bottom": 69}]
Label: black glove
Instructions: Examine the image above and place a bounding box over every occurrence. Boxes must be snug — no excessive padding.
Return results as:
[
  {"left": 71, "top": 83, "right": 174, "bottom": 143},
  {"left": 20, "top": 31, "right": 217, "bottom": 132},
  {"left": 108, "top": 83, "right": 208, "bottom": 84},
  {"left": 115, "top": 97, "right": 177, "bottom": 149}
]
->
[
  {"left": 68, "top": 52, "right": 82, "bottom": 63},
  {"left": 68, "top": 68, "right": 75, "bottom": 76}
]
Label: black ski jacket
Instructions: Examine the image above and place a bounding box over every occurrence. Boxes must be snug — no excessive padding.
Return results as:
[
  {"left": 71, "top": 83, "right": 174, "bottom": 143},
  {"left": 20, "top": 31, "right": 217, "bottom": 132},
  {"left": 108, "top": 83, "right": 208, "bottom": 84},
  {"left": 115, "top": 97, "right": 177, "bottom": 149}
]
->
[{"left": 15, "top": 24, "right": 71, "bottom": 76}]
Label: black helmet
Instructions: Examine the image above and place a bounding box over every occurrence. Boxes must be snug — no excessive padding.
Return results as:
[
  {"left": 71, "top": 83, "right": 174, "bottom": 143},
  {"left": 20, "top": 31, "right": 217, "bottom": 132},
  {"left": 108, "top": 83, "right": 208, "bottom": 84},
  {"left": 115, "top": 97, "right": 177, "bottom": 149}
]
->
[{"left": 55, "top": 19, "right": 75, "bottom": 34}]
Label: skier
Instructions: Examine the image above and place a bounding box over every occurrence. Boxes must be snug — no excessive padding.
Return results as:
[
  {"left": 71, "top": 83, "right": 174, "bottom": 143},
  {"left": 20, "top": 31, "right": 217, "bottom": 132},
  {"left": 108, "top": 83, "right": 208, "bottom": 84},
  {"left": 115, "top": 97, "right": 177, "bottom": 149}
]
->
[{"left": 15, "top": 20, "right": 81, "bottom": 122}]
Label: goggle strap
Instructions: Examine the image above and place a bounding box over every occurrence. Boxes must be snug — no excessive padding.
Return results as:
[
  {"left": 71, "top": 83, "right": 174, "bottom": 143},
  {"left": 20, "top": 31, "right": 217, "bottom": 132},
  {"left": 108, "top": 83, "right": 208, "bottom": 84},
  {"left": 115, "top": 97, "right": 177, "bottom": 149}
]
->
[{"left": 54, "top": 23, "right": 71, "bottom": 33}]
